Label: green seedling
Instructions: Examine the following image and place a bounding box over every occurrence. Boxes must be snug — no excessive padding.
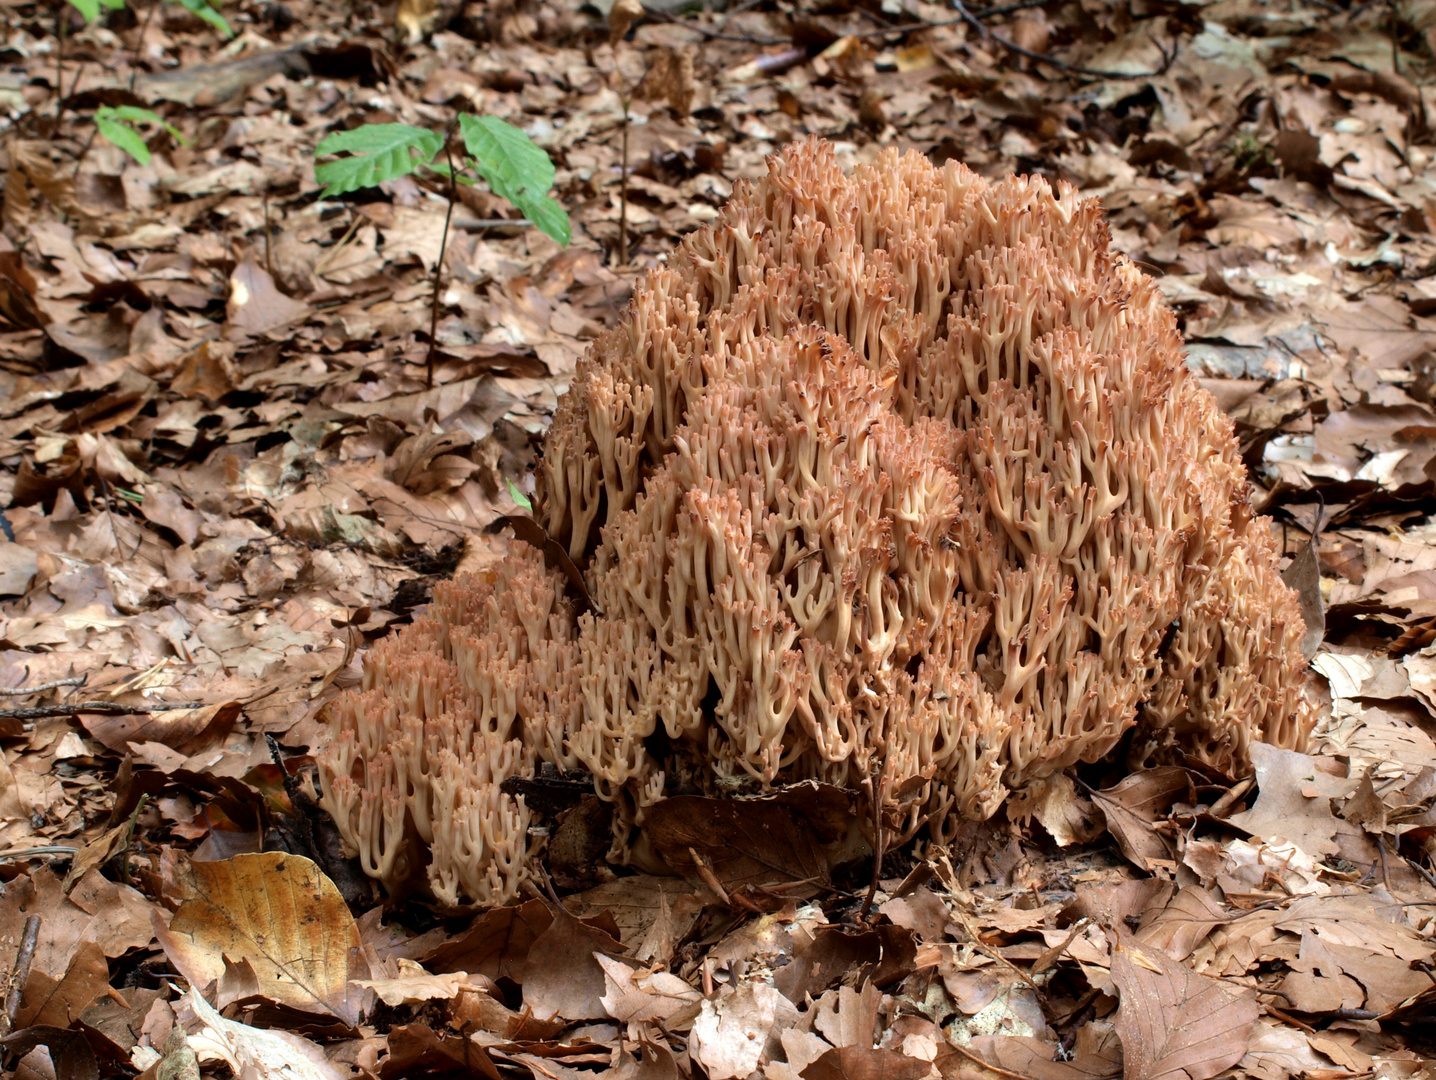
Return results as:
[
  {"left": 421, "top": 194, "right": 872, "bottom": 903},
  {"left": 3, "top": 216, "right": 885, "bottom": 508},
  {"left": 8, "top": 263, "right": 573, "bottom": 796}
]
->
[
  {"left": 314, "top": 116, "right": 570, "bottom": 385},
  {"left": 94, "top": 105, "right": 186, "bottom": 164}
]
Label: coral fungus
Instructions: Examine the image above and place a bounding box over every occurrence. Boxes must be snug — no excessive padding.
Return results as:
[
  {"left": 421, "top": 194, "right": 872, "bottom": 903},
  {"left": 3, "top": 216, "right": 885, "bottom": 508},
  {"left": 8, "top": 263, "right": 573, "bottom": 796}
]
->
[{"left": 318, "top": 139, "right": 1311, "bottom": 907}]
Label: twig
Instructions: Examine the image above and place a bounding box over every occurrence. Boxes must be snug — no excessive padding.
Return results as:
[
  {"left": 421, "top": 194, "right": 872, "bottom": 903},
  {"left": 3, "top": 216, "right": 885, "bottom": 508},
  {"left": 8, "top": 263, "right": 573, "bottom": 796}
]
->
[
  {"left": 952, "top": 905, "right": 1045, "bottom": 995},
  {"left": 687, "top": 846, "right": 763, "bottom": 912},
  {"left": 945, "top": 1040, "right": 1042, "bottom": 1080},
  {"left": 1264, "top": 1003, "right": 1317, "bottom": 1033},
  {"left": 127, "top": 0, "right": 161, "bottom": 94},
  {"left": 0, "top": 701, "right": 207, "bottom": 721},
  {"left": 0, "top": 676, "right": 87, "bottom": 697},
  {"left": 0, "top": 915, "right": 41, "bottom": 1038},
  {"left": 1404, "top": 852, "right": 1436, "bottom": 890},
  {"left": 451, "top": 218, "right": 529, "bottom": 230},
  {"left": 0, "top": 846, "right": 79, "bottom": 860},
  {"left": 952, "top": 0, "right": 1177, "bottom": 79},
  {"left": 425, "top": 130, "right": 458, "bottom": 391}
]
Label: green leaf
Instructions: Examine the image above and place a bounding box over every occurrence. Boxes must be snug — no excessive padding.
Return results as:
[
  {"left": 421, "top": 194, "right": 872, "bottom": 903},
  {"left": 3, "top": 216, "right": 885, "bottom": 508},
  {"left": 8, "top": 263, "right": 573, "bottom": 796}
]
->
[
  {"left": 67, "top": 0, "right": 121, "bottom": 22},
  {"left": 313, "top": 123, "right": 444, "bottom": 198},
  {"left": 171, "top": 0, "right": 233, "bottom": 37},
  {"left": 515, "top": 192, "right": 571, "bottom": 246},
  {"left": 94, "top": 106, "right": 187, "bottom": 166},
  {"left": 502, "top": 479, "right": 531, "bottom": 514},
  {"left": 459, "top": 117, "right": 568, "bottom": 246},
  {"left": 459, "top": 115, "right": 555, "bottom": 206},
  {"left": 506, "top": 478, "right": 533, "bottom": 512}
]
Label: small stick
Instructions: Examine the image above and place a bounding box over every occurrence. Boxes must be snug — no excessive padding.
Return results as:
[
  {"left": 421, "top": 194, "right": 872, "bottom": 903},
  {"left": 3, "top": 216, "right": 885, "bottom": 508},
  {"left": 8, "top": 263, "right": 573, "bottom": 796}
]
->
[
  {"left": 0, "top": 676, "right": 87, "bottom": 697},
  {"left": 0, "top": 915, "right": 41, "bottom": 1037},
  {"left": 687, "top": 846, "right": 730, "bottom": 907},
  {"left": 945, "top": 1041, "right": 1035, "bottom": 1080},
  {"left": 0, "top": 846, "right": 79, "bottom": 860},
  {"left": 1264, "top": 1003, "right": 1316, "bottom": 1034},
  {"left": 0, "top": 700, "right": 207, "bottom": 721}
]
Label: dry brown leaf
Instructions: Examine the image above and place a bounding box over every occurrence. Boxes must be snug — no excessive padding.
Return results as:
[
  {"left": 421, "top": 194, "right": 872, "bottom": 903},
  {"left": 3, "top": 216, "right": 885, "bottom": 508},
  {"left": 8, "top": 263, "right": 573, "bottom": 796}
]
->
[
  {"left": 1111, "top": 931, "right": 1260, "bottom": 1080},
  {"left": 155, "top": 852, "right": 368, "bottom": 1025},
  {"left": 800, "top": 1046, "right": 931, "bottom": 1080},
  {"left": 226, "top": 259, "right": 310, "bottom": 339},
  {"left": 80, "top": 701, "right": 240, "bottom": 756},
  {"left": 521, "top": 905, "right": 626, "bottom": 1021},
  {"left": 14, "top": 940, "right": 110, "bottom": 1029}
]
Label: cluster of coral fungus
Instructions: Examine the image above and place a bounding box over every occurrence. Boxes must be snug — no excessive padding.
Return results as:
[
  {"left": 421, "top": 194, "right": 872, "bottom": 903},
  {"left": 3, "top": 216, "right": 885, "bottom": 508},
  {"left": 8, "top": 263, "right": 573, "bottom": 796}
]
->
[{"left": 318, "top": 140, "right": 1311, "bottom": 908}]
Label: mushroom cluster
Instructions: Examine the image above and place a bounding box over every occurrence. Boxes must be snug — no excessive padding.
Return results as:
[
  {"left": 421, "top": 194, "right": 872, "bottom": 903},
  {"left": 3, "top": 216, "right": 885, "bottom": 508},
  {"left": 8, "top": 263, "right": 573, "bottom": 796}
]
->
[{"left": 318, "top": 140, "right": 1311, "bottom": 907}]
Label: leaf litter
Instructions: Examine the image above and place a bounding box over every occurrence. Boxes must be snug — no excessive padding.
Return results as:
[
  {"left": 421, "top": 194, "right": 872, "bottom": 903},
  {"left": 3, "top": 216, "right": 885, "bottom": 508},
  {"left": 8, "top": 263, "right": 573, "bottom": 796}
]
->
[{"left": 0, "top": 0, "right": 1435, "bottom": 1076}]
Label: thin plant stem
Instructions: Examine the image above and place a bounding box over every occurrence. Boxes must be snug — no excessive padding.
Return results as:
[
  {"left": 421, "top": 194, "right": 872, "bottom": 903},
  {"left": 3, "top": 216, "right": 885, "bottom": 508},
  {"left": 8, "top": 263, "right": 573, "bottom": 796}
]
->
[
  {"left": 54, "top": 2, "right": 68, "bottom": 127},
  {"left": 426, "top": 133, "right": 458, "bottom": 390},
  {"left": 263, "top": 182, "right": 275, "bottom": 279},
  {"left": 618, "top": 102, "right": 630, "bottom": 266},
  {"left": 128, "top": 0, "right": 161, "bottom": 93}
]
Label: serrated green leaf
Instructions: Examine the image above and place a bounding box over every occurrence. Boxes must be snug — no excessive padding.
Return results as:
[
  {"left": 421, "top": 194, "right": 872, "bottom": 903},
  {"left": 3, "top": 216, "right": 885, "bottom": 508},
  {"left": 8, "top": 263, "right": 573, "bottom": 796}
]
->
[
  {"left": 459, "top": 115, "right": 556, "bottom": 206},
  {"left": 313, "top": 123, "right": 444, "bottom": 198},
  {"left": 172, "top": 0, "right": 233, "bottom": 37},
  {"left": 459, "top": 117, "right": 567, "bottom": 246},
  {"left": 506, "top": 478, "right": 533, "bottom": 512},
  {"left": 67, "top": 0, "right": 100, "bottom": 21}
]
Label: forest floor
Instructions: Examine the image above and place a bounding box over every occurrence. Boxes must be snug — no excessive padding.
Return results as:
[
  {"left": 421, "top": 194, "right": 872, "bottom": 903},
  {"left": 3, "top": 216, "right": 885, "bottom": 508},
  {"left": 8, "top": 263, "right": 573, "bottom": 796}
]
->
[{"left": 0, "top": 0, "right": 1434, "bottom": 1076}]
